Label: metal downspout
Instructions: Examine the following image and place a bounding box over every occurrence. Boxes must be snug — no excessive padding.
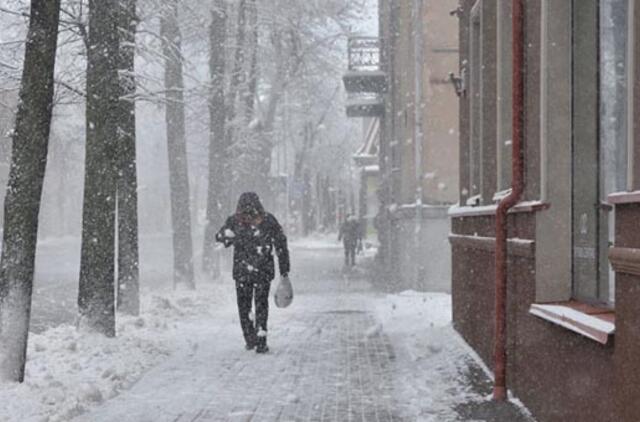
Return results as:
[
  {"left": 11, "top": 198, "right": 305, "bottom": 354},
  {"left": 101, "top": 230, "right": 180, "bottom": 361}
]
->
[{"left": 493, "top": 0, "right": 525, "bottom": 401}]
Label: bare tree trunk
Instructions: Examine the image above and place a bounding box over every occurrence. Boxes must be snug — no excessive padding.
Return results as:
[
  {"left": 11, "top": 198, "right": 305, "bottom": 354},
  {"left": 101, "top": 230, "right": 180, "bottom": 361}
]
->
[
  {"left": 161, "top": 0, "right": 195, "bottom": 289},
  {"left": 240, "top": 0, "right": 263, "bottom": 196},
  {"left": 225, "top": 0, "right": 247, "bottom": 205},
  {"left": 0, "top": 0, "right": 61, "bottom": 383},
  {"left": 78, "top": 0, "right": 120, "bottom": 337},
  {"left": 57, "top": 146, "right": 67, "bottom": 237},
  {"left": 252, "top": 27, "right": 303, "bottom": 196},
  {"left": 116, "top": 0, "right": 140, "bottom": 314},
  {"left": 302, "top": 170, "right": 313, "bottom": 235},
  {"left": 203, "top": 0, "right": 228, "bottom": 278},
  {"left": 245, "top": 0, "right": 258, "bottom": 122}
]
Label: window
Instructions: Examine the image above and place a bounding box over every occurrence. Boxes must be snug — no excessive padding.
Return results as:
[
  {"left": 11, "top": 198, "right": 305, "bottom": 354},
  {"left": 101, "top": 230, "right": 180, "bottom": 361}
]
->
[
  {"left": 600, "top": 0, "right": 629, "bottom": 196},
  {"left": 599, "top": 0, "right": 629, "bottom": 304},
  {"left": 539, "top": 0, "right": 629, "bottom": 306},
  {"left": 572, "top": 0, "right": 628, "bottom": 305}
]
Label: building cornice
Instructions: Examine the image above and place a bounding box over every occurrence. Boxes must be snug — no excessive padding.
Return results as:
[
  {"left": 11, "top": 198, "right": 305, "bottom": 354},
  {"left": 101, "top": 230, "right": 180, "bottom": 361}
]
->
[{"left": 609, "top": 247, "right": 640, "bottom": 277}]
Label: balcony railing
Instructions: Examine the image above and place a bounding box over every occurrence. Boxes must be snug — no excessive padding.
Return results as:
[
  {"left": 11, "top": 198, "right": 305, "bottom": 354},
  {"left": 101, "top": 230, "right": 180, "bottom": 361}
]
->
[
  {"left": 343, "top": 36, "right": 387, "bottom": 96},
  {"left": 348, "top": 36, "right": 382, "bottom": 72}
]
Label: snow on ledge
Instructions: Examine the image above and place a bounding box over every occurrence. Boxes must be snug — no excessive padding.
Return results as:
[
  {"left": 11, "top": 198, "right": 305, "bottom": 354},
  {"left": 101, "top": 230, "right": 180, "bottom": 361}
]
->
[
  {"left": 448, "top": 200, "right": 548, "bottom": 218},
  {"left": 608, "top": 190, "right": 640, "bottom": 204},
  {"left": 529, "top": 303, "right": 615, "bottom": 345},
  {"left": 448, "top": 204, "right": 497, "bottom": 217}
]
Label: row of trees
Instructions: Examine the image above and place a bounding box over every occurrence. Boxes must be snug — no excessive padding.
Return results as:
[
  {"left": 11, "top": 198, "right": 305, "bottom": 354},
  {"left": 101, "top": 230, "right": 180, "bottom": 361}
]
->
[
  {"left": 0, "top": 0, "right": 145, "bottom": 382},
  {"left": 0, "top": 0, "right": 63, "bottom": 382},
  {"left": 0, "top": 0, "right": 367, "bottom": 383}
]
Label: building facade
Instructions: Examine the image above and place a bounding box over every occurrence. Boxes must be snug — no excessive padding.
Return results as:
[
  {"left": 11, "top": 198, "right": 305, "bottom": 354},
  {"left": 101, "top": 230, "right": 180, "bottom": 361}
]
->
[
  {"left": 451, "top": 0, "right": 640, "bottom": 420},
  {"left": 353, "top": 118, "right": 380, "bottom": 243},
  {"left": 376, "top": 0, "right": 460, "bottom": 291}
]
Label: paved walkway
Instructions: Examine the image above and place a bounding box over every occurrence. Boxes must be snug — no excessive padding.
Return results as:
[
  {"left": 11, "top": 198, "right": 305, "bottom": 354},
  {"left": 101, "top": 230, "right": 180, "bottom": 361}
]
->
[
  {"left": 73, "top": 245, "right": 532, "bottom": 422},
  {"left": 191, "top": 310, "right": 399, "bottom": 422}
]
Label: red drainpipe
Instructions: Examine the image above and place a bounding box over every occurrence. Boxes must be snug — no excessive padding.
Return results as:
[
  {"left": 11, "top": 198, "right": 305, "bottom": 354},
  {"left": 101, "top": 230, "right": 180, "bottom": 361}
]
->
[{"left": 493, "top": 0, "right": 525, "bottom": 401}]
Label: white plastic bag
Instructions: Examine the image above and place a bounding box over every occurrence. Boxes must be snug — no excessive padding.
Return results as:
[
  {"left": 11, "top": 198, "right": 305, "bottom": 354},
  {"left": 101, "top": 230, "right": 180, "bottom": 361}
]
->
[{"left": 274, "top": 275, "right": 293, "bottom": 308}]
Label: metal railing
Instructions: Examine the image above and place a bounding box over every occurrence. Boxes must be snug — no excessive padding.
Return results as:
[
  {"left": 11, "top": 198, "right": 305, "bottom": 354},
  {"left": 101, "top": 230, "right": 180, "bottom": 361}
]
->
[{"left": 347, "top": 36, "right": 382, "bottom": 71}]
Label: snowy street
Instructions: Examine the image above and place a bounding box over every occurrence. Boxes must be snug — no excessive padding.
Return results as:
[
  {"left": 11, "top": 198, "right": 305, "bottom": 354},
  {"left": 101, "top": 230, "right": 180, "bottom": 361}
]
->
[
  {"left": 76, "top": 243, "right": 400, "bottom": 422},
  {"left": 2, "top": 240, "right": 533, "bottom": 422},
  {"left": 3, "top": 0, "right": 638, "bottom": 419}
]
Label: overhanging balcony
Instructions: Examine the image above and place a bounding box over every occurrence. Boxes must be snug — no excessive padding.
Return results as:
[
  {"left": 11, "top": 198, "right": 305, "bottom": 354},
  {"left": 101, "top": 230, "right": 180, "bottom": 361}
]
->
[
  {"left": 343, "top": 70, "right": 387, "bottom": 93},
  {"left": 343, "top": 37, "right": 387, "bottom": 94},
  {"left": 346, "top": 93, "right": 384, "bottom": 118}
]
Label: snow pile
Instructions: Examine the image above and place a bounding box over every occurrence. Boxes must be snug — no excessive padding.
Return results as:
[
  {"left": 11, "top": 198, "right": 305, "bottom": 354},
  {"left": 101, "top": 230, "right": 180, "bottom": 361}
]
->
[
  {"left": 371, "top": 290, "right": 487, "bottom": 421},
  {"left": 0, "top": 283, "right": 230, "bottom": 422}
]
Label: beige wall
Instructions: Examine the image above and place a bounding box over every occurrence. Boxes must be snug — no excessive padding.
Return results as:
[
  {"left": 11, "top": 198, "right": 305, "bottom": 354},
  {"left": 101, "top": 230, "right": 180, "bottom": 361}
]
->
[
  {"left": 390, "top": 2, "right": 415, "bottom": 205},
  {"left": 422, "top": 0, "right": 460, "bottom": 204},
  {"left": 388, "top": 0, "right": 460, "bottom": 206},
  {"left": 535, "top": 0, "right": 573, "bottom": 302}
]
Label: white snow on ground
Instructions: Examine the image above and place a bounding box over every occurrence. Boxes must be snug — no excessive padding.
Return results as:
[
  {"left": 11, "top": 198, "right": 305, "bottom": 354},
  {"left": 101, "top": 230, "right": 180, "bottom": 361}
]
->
[
  {"left": 0, "top": 272, "right": 529, "bottom": 422},
  {"left": 290, "top": 232, "right": 379, "bottom": 259},
  {"left": 289, "top": 232, "right": 343, "bottom": 250},
  {"left": 0, "top": 283, "right": 233, "bottom": 422},
  {"left": 371, "top": 290, "right": 489, "bottom": 421}
]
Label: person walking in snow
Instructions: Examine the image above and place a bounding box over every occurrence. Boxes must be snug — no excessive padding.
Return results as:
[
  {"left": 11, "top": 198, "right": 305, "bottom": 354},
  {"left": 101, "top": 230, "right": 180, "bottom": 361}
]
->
[
  {"left": 216, "top": 192, "right": 290, "bottom": 354},
  {"left": 338, "top": 214, "right": 362, "bottom": 268}
]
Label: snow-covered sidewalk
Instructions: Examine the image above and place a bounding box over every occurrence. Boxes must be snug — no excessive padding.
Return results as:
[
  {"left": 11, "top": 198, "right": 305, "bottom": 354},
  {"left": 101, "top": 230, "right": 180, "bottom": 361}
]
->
[
  {"left": 289, "top": 233, "right": 344, "bottom": 250},
  {"left": 0, "top": 284, "right": 233, "bottom": 422},
  {"left": 0, "top": 246, "right": 533, "bottom": 422}
]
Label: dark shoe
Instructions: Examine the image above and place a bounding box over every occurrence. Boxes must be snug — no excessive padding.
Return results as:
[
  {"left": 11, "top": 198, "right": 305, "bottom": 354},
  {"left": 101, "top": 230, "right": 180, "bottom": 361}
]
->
[
  {"left": 256, "top": 344, "right": 269, "bottom": 354},
  {"left": 245, "top": 335, "right": 257, "bottom": 350},
  {"left": 256, "top": 335, "right": 268, "bottom": 353}
]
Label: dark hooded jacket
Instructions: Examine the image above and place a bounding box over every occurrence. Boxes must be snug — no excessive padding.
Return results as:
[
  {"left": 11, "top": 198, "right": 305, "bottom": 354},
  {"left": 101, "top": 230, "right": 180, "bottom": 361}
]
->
[
  {"left": 216, "top": 192, "right": 290, "bottom": 282},
  {"left": 338, "top": 217, "right": 362, "bottom": 247}
]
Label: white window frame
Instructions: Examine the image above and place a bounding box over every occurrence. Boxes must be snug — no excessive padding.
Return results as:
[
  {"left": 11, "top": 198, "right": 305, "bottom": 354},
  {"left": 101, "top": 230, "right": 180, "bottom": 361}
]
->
[
  {"left": 627, "top": 0, "right": 636, "bottom": 191},
  {"left": 536, "top": 0, "right": 634, "bottom": 306},
  {"left": 468, "top": 0, "right": 484, "bottom": 202},
  {"left": 496, "top": 0, "right": 513, "bottom": 198}
]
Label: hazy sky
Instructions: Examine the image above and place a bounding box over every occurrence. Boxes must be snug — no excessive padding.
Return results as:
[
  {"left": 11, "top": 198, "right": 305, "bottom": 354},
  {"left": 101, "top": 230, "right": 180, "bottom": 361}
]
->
[{"left": 352, "top": 0, "right": 379, "bottom": 35}]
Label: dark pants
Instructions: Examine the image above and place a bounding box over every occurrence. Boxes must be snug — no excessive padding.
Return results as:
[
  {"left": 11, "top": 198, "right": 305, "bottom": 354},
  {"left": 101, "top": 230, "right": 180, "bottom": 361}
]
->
[
  {"left": 344, "top": 242, "right": 357, "bottom": 267},
  {"left": 235, "top": 278, "right": 271, "bottom": 346}
]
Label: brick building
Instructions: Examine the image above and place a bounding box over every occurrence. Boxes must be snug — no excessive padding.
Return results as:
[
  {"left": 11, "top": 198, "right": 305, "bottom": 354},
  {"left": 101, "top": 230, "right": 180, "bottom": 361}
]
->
[{"left": 451, "top": 0, "right": 640, "bottom": 420}]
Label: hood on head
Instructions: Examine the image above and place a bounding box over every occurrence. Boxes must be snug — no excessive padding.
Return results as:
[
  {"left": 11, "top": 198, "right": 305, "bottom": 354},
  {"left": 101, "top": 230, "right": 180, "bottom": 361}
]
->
[{"left": 236, "top": 192, "right": 265, "bottom": 217}]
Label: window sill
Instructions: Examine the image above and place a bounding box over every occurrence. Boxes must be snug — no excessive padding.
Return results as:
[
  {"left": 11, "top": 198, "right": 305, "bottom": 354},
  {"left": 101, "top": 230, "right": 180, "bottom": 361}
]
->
[
  {"left": 448, "top": 234, "right": 535, "bottom": 258},
  {"left": 529, "top": 301, "right": 615, "bottom": 345},
  {"left": 608, "top": 190, "right": 640, "bottom": 205},
  {"left": 448, "top": 200, "right": 549, "bottom": 218}
]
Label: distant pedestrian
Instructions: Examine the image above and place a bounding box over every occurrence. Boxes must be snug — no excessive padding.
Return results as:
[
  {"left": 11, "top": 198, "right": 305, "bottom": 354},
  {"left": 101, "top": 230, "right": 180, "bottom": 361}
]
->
[
  {"left": 338, "top": 214, "right": 362, "bottom": 267},
  {"left": 216, "top": 192, "right": 290, "bottom": 354}
]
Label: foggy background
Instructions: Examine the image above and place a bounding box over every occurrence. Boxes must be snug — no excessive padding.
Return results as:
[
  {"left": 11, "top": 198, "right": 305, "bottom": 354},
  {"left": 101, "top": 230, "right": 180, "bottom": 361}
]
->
[{"left": 0, "top": 0, "right": 377, "bottom": 255}]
